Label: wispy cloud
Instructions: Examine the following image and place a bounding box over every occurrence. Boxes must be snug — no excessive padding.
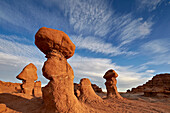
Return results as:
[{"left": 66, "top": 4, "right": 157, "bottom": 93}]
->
[
  {"left": 0, "top": 0, "right": 154, "bottom": 55},
  {"left": 141, "top": 39, "right": 170, "bottom": 65},
  {"left": 69, "top": 54, "right": 153, "bottom": 92},
  {"left": 141, "top": 39, "right": 170, "bottom": 54},
  {"left": 0, "top": 34, "right": 47, "bottom": 83},
  {"left": 71, "top": 35, "right": 136, "bottom": 56},
  {"left": 112, "top": 15, "right": 153, "bottom": 46},
  {"left": 0, "top": 0, "right": 67, "bottom": 33},
  {"left": 0, "top": 35, "right": 44, "bottom": 59},
  {"left": 62, "top": 0, "right": 153, "bottom": 47},
  {"left": 137, "top": 0, "right": 162, "bottom": 11}
]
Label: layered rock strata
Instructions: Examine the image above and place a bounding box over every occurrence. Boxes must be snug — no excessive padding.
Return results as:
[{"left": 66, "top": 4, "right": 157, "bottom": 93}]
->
[{"left": 128, "top": 73, "right": 170, "bottom": 97}]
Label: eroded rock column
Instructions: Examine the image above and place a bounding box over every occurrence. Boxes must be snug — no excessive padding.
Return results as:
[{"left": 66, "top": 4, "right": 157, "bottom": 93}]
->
[
  {"left": 34, "top": 81, "right": 42, "bottom": 97},
  {"left": 35, "top": 27, "right": 86, "bottom": 113},
  {"left": 16, "top": 63, "right": 38, "bottom": 95},
  {"left": 103, "top": 69, "right": 123, "bottom": 99}
]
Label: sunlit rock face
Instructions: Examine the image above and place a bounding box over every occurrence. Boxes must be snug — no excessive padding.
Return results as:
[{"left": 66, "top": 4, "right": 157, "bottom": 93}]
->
[
  {"left": 16, "top": 63, "right": 38, "bottom": 95},
  {"left": 34, "top": 81, "right": 42, "bottom": 97},
  {"left": 78, "top": 78, "right": 103, "bottom": 103},
  {"left": 103, "top": 69, "right": 123, "bottom": 99},
  {"left": 128, "top": 73, "right": 170, "bottom": 97},
  {"left": 35, "top": 27, "right": 87, "bottom": 113}
]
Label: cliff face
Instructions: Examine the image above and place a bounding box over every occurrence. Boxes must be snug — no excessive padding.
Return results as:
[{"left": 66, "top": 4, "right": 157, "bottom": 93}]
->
[{"left": 128, "top": 73, "right": 170, "bottom": 96}]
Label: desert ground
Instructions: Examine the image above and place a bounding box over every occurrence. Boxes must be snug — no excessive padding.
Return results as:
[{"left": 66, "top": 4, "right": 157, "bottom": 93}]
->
[{"left": 0, "top": 91, "right": 170, "bottom": 113}]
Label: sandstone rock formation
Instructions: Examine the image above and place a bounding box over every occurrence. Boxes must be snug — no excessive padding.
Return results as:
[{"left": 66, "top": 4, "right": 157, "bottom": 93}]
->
[
  {"left": 16, "top": 63, "right": 38, "bottom": 95},
  {"left": 74, "top": 82, "right": 102, "bottom": 96},
  {"left": 103, "top": 69, "right": 123, "bottom": 99},
  {"left": 0, "top": 104, "right": 6, "bottom": 112},
  {"left": 0, "top": 80, "right": 21, "bottom": 93},
  {"left": 78, "top": 78, "right": 103, "bottom": 103},
  {"left": 35, "top": 27, "right": 88, "bottom": 113},
  {"left": 128, "top": 73, "right": 170, "bottom": 97},
  {"left": 34, "top": 81, "right": 42, "bottom": 97},
  {"left": 91, "top": 84, "right": 102, "bottom": 93}
]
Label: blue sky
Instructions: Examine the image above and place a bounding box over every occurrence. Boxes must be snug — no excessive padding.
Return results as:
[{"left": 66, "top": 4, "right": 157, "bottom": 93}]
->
[{"left": 0, "top": 0, "right": 170, "bottom": 92}]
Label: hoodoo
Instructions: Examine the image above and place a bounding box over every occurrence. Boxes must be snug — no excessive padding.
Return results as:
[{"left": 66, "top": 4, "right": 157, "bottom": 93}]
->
[
  {"left": 16, "top": 63, "right": 38, "bottom": 95},
  {"left": 103, "top": 69, "right": 123, "bottom": 99},
  {"left": 35, "top": 27, "right": 88, "bottom": 113}
]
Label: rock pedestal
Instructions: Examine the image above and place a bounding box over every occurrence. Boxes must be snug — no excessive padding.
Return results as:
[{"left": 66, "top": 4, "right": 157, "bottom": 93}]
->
[
  {"left": 35, "top": 27, "right": 86, "bottom": 113},
  {"left": 16, "top": 63, "right": 38, "bottom": 95},
  {"left": 34, "top": 81, "right": 42, "bottom": 97},
  {"left": 103, "top": 69, "right": 122, "bottom": 99}
]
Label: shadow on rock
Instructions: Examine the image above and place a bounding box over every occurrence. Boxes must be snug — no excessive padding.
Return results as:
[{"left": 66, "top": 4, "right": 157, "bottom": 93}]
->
[{"left": 0, "top": 93, "right": 43, "bottom": 113}]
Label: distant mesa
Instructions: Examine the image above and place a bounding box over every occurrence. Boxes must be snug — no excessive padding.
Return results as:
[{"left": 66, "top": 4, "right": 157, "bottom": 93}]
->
[
  {"left": 127, "top": 73, "right": 170, "bottom": 97},
  {"left": 103, "top": 69, "right": 123, "bottom": 99}
]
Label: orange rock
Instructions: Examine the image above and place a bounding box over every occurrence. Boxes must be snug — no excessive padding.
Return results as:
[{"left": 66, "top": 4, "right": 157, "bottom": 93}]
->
[
  {"left": 0, "top": 104, "right": 6, "bottom": 112},
  {"left": 35, "top": 27, "right": 87, "bottom": 113},
  {"left": 103, "top": 69, "right": 123, "bottom": 99},
  {"left": 35, "top": 27, "right": 76, "bottom": 59},
  {"left": 0, "top": 80, "right": 21, "bottom": 93},
  {"left": 16, "top": 63, "right": 38, "bottom": 81},
  {"left": 16, "top": 63, "right": 38, "bottom": 95},
  {"left": 103, "top": 69, "right": 118, "bottom": 79},
  {"left": 79, "top": 78, "right": 103, "bottom": 103},
  {"left": 129, "top": 73, "right": 170, "bottom": 96},
  {"left": 34, "top": 81, "right": 42, "bottom": 97}
]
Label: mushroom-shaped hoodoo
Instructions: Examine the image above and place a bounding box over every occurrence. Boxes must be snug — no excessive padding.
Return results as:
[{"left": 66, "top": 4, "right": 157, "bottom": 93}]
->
[{"left": 103, "top": 69, "right": 123, "bottom": 99}]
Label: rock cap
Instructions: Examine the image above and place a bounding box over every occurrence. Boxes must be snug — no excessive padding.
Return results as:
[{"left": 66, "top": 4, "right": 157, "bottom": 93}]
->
[
  {"left": 103, "top": 69, "right": 118, "bottom": 79},
  {"left": 35, "top": 27, "right": 76, "bottom": 59},
  {"left": 16, "top": 63, "right": 38, "bottom": 81}
]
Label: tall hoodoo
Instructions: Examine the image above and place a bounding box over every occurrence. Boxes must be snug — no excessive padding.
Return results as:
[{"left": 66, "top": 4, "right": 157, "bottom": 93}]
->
[
  {"left": 35, "top": 27, "right": 86, "bottom": 113},
  {"left": 103, "top": 69, "right": 123, "bottom": 99},
  {"left": 16, "top": 63, "right": 38, "bottom": 95}
]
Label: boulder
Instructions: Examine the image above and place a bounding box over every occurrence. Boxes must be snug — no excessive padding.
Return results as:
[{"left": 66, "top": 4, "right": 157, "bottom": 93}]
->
[
  {"left": 78, "top": 78, "right": 103, "bottom": 103},
  {"left": 103, "top": 69, "right": 123, "bottom": 99},
  {"left": 35, "top": 27, "right": 76, "bottom": 59},
  {"left": 16, "top": 63, "right": 38, "bottom": 95},
  {"left": 34, "top": 81, "right": 42, "bottom": 97}
]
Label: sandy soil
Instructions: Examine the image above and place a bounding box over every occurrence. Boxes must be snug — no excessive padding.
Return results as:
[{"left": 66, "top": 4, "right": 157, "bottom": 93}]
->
[{"left": 0, "top": 92, "right": 170, "bottom": 113}]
